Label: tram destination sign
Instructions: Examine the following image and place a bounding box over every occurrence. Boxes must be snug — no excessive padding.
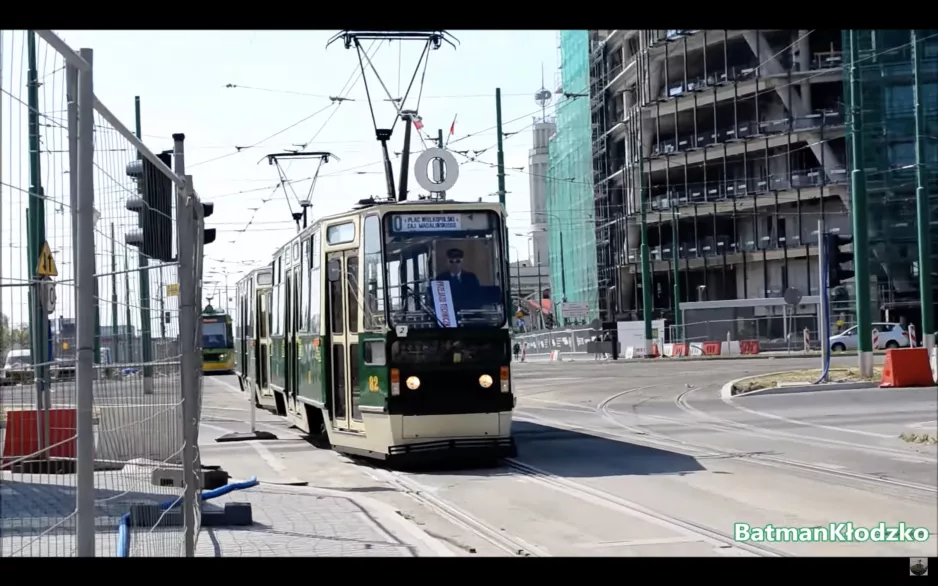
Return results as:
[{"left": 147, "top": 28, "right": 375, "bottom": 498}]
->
[{"left": 394, "top": 214, "right": 462, "bottom": 233}]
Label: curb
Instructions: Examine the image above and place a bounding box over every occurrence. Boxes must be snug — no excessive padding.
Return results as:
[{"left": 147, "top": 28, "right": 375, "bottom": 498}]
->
[
  {"left": 226, "top": 479, "right": 456, "bottom": 558},
  {"left": 720, "top": 372, "right": 880, "bottom": 399},
  {"left": 736, "top": 381, "right": 879, "bottom": 397}
]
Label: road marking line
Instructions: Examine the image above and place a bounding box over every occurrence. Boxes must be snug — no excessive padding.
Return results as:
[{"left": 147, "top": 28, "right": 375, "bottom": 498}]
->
[
  {"left": 575, "top": 536, "right": 704, "bottom": 548},
  {"left": 517, "top": 396, "right": 594, "bottom": 410},
  {"left": 890, "top": 455, "right": 932, "bottom": 464},
  {"left": 908, "top": 420, "right": 938, "bottom": 430},
  {"left": 723, "top": 395, "right": 896, "bottom": 439},
  {"left": 811, "top": 462, "right": 847, "bottom": 470}
]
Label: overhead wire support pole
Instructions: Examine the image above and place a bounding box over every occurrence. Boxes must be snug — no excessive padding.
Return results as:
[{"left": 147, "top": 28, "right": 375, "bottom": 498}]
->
[
  {"left": 911, "top": 29, "right": 934, "bottom": 354},
  {"left": 848, "top": 30, "right": 873, "bottom": 378}
]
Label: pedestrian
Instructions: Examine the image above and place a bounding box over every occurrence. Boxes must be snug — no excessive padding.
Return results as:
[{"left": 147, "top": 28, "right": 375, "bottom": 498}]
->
[
  {"left": 513, "top": 341, "right": 521, "bottom": 362},
  {"left": 593, "top": 335, "right": 602, "bottom": 361},
  {"left": 521, "top": 342, "right": 527, "bottom": 363}
]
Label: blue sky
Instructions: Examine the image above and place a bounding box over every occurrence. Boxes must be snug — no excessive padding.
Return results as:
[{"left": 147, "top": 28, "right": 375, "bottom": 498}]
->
[{"left": 1, "top": 29, "right": 560, "bottom": 327}]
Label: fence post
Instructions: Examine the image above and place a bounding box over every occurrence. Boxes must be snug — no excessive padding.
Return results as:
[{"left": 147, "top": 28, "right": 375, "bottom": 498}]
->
[
  {"left": 174, "top": 139, "right": 199, "bottom": 557},
  {"left": 74, "top": 47, "right": 96, "bottom": 558}
]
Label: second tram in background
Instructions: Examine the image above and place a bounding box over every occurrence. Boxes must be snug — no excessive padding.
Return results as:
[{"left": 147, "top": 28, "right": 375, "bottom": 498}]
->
[
  {"left": 234, "top": 199, "right": 516, "bottom": 464},
  {"left": 202, "top": 306, "right": 235, "bottom": 373}
]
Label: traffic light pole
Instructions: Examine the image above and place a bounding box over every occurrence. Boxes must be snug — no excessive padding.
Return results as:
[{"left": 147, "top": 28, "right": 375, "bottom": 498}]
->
[
  {"left": 135, "top": 96, "right": 154, "bottom": 395},
  {"left": 818, "top": 219, "right": 830, "bottom": 383},
  {"left": 110, "top": 223, "right": 119, "bottom": 363},
  {"left": 848, "top": 31, "right": 873, "bottom": 378},
  {"left": 912, "top": 30, "right": 935, "bottom": 354}
]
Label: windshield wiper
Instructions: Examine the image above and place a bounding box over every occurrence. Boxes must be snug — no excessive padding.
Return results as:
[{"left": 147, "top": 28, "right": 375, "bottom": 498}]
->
[{"left": 401, "top": 284, "right": 448, "bottom": 328}]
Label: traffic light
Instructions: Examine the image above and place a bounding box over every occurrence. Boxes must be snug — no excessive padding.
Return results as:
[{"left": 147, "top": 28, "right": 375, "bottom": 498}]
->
[
  {"left": 824, "top": 233, "right": 854, "bottom": 288},
  {"left": 202, "top": 201, "right": 216, "bottom": 245},
  {"left": 125, "top": 151, "right": 173, "bottom": 262}
]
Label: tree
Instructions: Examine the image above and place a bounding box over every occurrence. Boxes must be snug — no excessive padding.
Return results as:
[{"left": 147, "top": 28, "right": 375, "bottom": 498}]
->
[{"left": 0, "top": 314, "right": 30, "bottom": 358}]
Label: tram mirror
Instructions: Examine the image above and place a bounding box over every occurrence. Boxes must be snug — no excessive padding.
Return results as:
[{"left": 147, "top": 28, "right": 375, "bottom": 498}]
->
[{"left": 327, "top": 259, "right": 341, "bottom": 282}]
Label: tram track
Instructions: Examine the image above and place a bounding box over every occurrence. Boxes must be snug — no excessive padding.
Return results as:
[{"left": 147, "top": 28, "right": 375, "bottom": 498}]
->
[
  {"left": 514, "top": 384, "right": 937, "bottom": 503},
  {"left": 363, "top": 463, "right": 548, "bottom": 557}
]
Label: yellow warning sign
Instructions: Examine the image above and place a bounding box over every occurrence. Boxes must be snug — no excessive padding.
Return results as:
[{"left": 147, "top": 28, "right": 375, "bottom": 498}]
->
[
  {"left": 166, "top": 283, "right": 179, "bottom": 297},
  {"left": 36, "top": 241, "right": 58, "bottom": 277}
]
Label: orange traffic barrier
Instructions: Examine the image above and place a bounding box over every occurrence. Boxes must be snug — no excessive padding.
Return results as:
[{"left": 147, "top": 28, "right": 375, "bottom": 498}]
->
[
  {"left": 650, "top": 343, "right": 660, "bottom": 357},
  {"left": 880, "top": 348, "right": 935, "bottom": 388},
  {"left": 702, "top": 341, "right": 722, "bottom": 356},
  {"left": 2, "top": 409, "right": 78, "bottom": 463},
  {"left": 672, "top": 343, "right": 688, "bottom": 357},
  {"left": 740, "top": 340, "right": 760, "bottom": 355}
]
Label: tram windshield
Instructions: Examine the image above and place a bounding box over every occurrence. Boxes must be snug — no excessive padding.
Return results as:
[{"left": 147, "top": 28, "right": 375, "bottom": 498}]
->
[
  {"left": 383, "top": 211, "right": 506, "bottom": 329},
  {"left": 201, "top": 318, "right": 232, "bottom": 349}
]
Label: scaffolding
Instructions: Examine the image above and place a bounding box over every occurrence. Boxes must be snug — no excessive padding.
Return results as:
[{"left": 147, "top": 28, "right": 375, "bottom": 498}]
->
[
  {"left": 548, "top": 30, "right": 599, "bottom": 325},
  {"left": 843, "top": 30, "right": 938, "bottom": 327},
  {"left": 588, "top": 30, "right": 853, "bottom": 328}
]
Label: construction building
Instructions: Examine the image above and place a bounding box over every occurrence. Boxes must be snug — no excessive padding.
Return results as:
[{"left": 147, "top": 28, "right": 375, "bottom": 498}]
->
[
  {"left": 588, "top": 29, "right": 849, "bottom": 340},
  {"left": 844, "top": 30, "right": 938, "bottom": 330},
  {"left": 547, "top": 30, "right": 600, "bottom": 325}
]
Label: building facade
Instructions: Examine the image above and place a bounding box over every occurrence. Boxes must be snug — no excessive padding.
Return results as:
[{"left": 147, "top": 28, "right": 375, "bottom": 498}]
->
[
  {"left": 547, "top": 30, "right": 599, "bottom": 325},
  {"left": 588, "top": 29, "right": 849, "bottom": 339}
]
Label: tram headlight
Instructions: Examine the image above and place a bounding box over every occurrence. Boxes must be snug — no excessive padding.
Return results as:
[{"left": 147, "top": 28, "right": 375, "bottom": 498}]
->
[
  {"left": 405, "top": 376, "right": 421, "bottom": 390},
  {"left": 478, "top": 374, "right": 493, "bottom": 388}
]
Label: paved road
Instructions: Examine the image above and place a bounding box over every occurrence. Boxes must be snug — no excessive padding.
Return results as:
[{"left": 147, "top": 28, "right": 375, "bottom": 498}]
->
[{"left": 196, "top": 357, "right": 937, "bottom": 558}]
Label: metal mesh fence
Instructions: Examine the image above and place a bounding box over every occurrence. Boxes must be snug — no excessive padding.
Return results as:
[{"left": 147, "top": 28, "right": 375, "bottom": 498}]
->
[{"left": 1, "top": 30, "right": 205, "bottom": 558}]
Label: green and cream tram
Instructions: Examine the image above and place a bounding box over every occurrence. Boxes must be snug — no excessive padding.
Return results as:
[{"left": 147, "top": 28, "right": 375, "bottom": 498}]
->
[{"left": 235, "top": 200, "right": 517, "bottom": 462}]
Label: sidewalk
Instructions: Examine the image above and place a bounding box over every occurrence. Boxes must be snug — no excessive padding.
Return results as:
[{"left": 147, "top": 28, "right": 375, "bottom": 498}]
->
[
  {"left": 196, "top": 482, "right": 451, "bottom": 557},
  {"left": 195, "top": 377, "right": 454, "bottom": 558}
]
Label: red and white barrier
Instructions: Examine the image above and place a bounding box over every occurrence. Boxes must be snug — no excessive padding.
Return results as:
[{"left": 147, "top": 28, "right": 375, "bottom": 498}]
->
[{"left": 872, "top": 328, "right": 880, "bottom": 350}]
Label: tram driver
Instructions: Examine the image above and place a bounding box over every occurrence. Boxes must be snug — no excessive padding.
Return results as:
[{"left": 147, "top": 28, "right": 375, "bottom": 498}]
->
[{"left": 434, "top": 247, "right": 482, "bottom": 310}]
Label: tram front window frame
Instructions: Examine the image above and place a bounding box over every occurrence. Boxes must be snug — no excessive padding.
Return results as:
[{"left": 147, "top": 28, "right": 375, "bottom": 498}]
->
[{"left": 382, "top": 210, "right": 507, "bottom": 330}]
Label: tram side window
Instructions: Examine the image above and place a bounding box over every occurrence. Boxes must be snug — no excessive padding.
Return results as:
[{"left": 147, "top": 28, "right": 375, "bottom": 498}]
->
[
  {"left": 301, "top": 239, "right": 311, "bottom": 331},
  {"left": 363, "top": 215, "right": 385, "bottom": 330},
  {"left": 310, "top": 231, "right": 322, "bottom": 334},
  {"left": 310, "top": 263, "right": 322, "bottom": 335}
]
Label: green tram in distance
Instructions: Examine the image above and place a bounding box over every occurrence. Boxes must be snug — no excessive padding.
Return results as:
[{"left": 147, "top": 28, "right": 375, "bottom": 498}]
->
[
  {"left": 234, "top": 200, "right": 516, "bottom": 463},
  {"left": 202, "top": 306, "right": 235, "bottom": 373}
]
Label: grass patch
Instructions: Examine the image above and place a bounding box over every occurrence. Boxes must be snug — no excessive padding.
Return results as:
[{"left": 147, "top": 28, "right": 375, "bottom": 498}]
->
[
  {"left": 899, "top": 432, "right": 938, "bottom": 445},
  {"left": 733, "top": 367, "right": 883, "bottom": 395}
]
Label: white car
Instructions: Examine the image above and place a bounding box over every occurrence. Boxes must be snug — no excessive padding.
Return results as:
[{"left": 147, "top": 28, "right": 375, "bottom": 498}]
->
[{"left": 829, "top": 322, "right": 910, "bottom": 352}]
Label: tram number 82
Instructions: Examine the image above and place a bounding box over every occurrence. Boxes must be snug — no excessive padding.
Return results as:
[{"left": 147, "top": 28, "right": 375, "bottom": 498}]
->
[{"left": 368, "top": 376, "right": 380, "bottom": 393}]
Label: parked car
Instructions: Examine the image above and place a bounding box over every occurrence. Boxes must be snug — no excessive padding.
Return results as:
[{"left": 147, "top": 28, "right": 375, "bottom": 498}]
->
[
  {"left": 829, "top": 322, "right": 909, "bottom": 352},
  {"left": 1, "top": 349, "right": 34, "bottom": 385}
]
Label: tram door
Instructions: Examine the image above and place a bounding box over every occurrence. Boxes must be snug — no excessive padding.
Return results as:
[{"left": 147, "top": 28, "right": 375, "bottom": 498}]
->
[
  {"left": 284, "top": 268, "right": 300, "bottom": 414},
  {"left": 326, "top": 250, "right": 363, "bottom": 432}
]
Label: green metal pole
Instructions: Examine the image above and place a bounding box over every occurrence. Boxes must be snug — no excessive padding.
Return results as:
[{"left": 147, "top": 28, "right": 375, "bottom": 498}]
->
[
  {"left": 26, "top": 32, "right": 50, "bottom": 418},
  {"left": 849, "top": 30, "right": 873, "bottom": 377},
  {"left": 637, "top": 81, "right": 653, "bottom": 354},
  {"left": 495, "top": 88, "right": 506, "bottom": 207},
  {"left": 671, "top": 209, "right": 681, "bottom": 342},
  {"left": 110, "top": 223, "right": 119, "bottom": 364},
  {"left": 911, "top": 30, "right": 934, "bottom": 352},
  {"left": 135, "top": 97, "right": 154, "bottom": 392}
]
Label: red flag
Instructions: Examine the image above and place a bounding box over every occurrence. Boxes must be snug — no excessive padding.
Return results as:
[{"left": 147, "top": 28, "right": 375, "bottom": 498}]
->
[
  {"left": 449, "top": 114, "right": 457, "bottom": 135},
  {"left": 413, "top": 116, "right": 424, "bottom": 130}
]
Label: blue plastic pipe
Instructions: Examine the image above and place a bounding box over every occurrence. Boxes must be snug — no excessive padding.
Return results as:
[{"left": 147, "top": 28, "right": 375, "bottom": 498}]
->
[{"left": 117, "top": 476, "right": 259, "bottom": 557}]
